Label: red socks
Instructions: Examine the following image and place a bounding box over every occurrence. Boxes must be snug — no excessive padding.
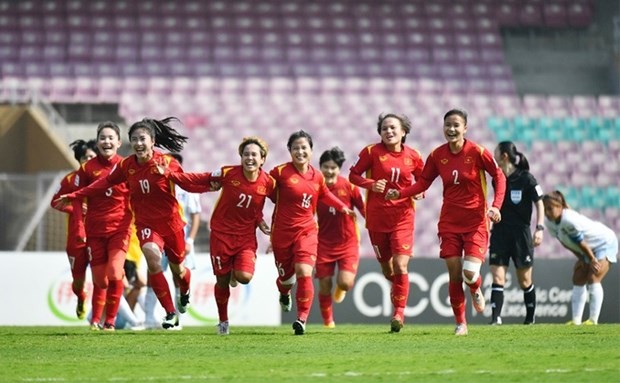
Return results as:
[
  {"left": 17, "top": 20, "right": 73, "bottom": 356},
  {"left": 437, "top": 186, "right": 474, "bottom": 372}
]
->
[
  {"left": 295, "top": 276, "right": 314, "bottom": 322},
  {"left": 449, "top": 281, "right": 466, "bottom": 324},
  {"left": 391, "top": 273, "right": 409, "bottom": 320},
  {"left": 276, "top": 278, "right": 292, "bottom": 295},
  {"left": 214, "top": 284, "right": 230, "bottom": 322},
  {"left": 149, "top": 271, "right": 176, "bottom": 313},
  {"left": 103, "top": 279, "right": 125, "bottom": 326},
  {"left": 465, "top": 274, "right": 482, "bottom": 292},
  {"left": 318, "top": 293, "right": 333, "bottom": 325},
  {"left": 90, "top": 285, "right": 106, "bottom": 325}
]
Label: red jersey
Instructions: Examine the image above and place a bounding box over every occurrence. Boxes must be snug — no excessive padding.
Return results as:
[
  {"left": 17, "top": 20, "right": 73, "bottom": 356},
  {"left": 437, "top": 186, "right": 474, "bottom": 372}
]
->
[
  {"left": 349, "top": 142, "right": 424, "bottom": 232},
  {"left": 72, "top": 151, "right": 185, "bottom": 237},
  {"left": 317, "top": 176, "right": 365, "bottom": 252},
  {"left": 269, "top": 162, "right": 347, "bottom": 248},
  {"left": 74, "top": 155, "right": 132, "bottom": 237},
  {"left": 168, "top": 165, "right": 276, "bottom": 236},
  {"left": 51, "top": 170, "right": 86, "bottom": 253},
  {"left": 399, "top": 140, "right": 506, "bottom": 233}
]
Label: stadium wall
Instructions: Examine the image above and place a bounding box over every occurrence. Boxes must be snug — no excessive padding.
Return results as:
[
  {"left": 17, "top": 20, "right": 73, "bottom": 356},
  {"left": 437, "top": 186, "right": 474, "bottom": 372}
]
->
[{"left": 2, "top": 253, "right": 618, "bottom": 326}]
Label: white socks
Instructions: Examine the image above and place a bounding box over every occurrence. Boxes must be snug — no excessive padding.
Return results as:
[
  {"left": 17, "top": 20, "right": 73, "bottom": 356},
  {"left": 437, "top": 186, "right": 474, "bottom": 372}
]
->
[
  {"left": 144, "top": 287, "right": 158, "bottom": 325},
  {"left": 117, "top": 296, "right": 140, "bottom": 326},
  {"left": 588, "top": 283, "right": 604, "bottom": 324},
  {"left": 572, "top": 284, "right": 604, "bottom": 325},
  {"left": 571, "top": 285, "right": 588, "bottom": 325}
]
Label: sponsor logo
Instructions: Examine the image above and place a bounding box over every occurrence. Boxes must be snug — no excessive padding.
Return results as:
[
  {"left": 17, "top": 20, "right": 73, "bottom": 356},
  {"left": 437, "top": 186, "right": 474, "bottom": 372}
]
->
[
  {"left": 48, "top": 269, "right": 93, "bottom": 323},
  {"left": 350, "top": 270, "right": 572, "bottom": 320},
  {"left": 187, "top": 264, "right": 251, "bottom": 325},
  {"left": 440, "top": 159, "right": 448, "bottom": 165},
  {"left": 379, "top": 155, "right": 388, "bottom": 162},
  {"left": 231, "top": 180, "right": 241, "bottom": 186},
  {"left": 128, "top": 169, "right": 135, "bottom": 175},
  {"left": 465, "top": 156, "right": 473, "bottom": 164},
  {"left": 290, "top": 177, "right": 299, "bottom": 184}
]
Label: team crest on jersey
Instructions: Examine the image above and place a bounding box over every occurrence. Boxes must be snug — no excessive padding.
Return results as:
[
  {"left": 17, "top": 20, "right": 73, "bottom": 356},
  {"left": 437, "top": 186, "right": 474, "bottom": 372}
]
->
[
  {"left": 128, "top": 169, "right": 135, "bottom": 175},
  {"left": 379, "top": 155, "right": 388, "bottom": 162},
  {"left": 404, "top": 158, "right": 412, "bottom": 165},
  {"left": 479, "top": 247, "right": 485, "bottom": 253},
  {"left": 338, "top": 189, "right": 347, "bottom": 196},
  {"left": 465, "top": 156, "right": 473, "bottom": 164},
  {"left": 440, "top": 158, "right": 448, "bottom": 165},
  {"left": 510, "top": 190, "right": 522, "bottom": 204},
  {"left": 257, "top": 186, "right": 267, "bottom": 194},
  {"left": 402, "top": 244, "right": 410, "bottom": 250},
  {"left": 93, "top": 170, "right": 102, "bottom": 176},
  {"left": 231, "top": 180, "right": 241, "bottom": 187},
  {"left": 290, "top": 177, "right": 299, "bottom": 184}
]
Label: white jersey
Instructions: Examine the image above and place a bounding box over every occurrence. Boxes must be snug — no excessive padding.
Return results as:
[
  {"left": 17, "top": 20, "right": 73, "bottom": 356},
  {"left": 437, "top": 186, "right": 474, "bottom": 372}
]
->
[
  {"left": 545, "top": 209, "right": 618, "bottom": 263},
  {"left": 175, "top": 185, "right": 202, "bottom": 239}
]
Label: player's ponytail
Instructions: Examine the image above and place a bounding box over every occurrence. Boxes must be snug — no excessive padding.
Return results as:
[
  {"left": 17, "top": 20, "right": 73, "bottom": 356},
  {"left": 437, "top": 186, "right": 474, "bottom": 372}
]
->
[
  {"left": 129, "top": 117, "right": 188, "bottom": 153},
  {"left": 498, "top": 141, "right": 530, "bottom": 171}
]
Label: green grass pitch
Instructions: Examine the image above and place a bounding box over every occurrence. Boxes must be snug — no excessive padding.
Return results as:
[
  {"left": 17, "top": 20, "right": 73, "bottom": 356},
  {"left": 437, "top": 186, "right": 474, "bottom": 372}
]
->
[{"left": 1, "top": 324, "right": 618, "bottom": 382}]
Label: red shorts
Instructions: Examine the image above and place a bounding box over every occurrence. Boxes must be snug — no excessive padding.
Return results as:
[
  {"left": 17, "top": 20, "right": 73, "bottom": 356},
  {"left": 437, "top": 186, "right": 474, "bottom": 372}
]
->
[
  {"left": 439, "top": 225, "right": 489, "bottom": 261},
  {"left": 315, "top": 247, "right": 359, "bottom": 279},
  {"left": 210, "top": 231, "right": 257, "bottom": 276},
  {"left": 136, "top": 225, "right": 186, "bottom": 265},
  {"left": 87, "top": 230, "right": 130, "bottom": 267},
  {"left": 273, "top": 231, "right": 318, "bottom": 281},
  {"left": 67, "top": 244, "right": 89, "bottom": 280},
  {"left": 368, "top": 227, "right": 414, "bottom": 263}
]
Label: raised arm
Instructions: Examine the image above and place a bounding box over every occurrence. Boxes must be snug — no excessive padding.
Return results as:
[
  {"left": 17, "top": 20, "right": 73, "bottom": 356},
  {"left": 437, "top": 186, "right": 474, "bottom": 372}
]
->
[{"left": 168, "top": 171, "right": 215, "bottom": 193}]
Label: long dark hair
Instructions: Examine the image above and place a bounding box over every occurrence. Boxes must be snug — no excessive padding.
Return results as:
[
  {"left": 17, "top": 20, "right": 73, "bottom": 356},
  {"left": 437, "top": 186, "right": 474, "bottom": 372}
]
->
[
  {"left": 69, "top": 139, "right": 97, "bottom": 162},
  {"left": 128, "top": 117, "right": 188, "bottom": 152},
  {"left": 497, "top": 141, "right": 530, "bottom": 171}
]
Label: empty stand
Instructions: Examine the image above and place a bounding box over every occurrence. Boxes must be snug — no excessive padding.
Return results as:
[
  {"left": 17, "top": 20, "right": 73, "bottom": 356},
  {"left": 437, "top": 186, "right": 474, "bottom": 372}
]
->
[{"left": 0, "top": 0, "right": 616, "bottom": 259}]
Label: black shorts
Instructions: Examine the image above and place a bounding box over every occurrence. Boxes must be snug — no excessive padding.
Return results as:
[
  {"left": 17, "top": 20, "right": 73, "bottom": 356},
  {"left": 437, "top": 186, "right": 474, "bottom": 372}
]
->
[
  {"left": 489, "top": 225, "right": 534, "bottom": 269},
  {"left": 124, "top": 260, "right": 138, "bottom": 285}
]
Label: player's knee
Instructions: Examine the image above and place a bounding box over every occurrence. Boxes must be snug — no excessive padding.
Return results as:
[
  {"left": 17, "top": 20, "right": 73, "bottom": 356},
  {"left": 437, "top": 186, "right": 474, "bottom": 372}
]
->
[
  {"left": 142, "top": 242, "right": 160, "bottom": 256},
  {"left": 462, "top": 260, "right": 481, "bottom": 285},
  {"left": 236, "top": 273, "right": 252, "bottom": 285}
]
